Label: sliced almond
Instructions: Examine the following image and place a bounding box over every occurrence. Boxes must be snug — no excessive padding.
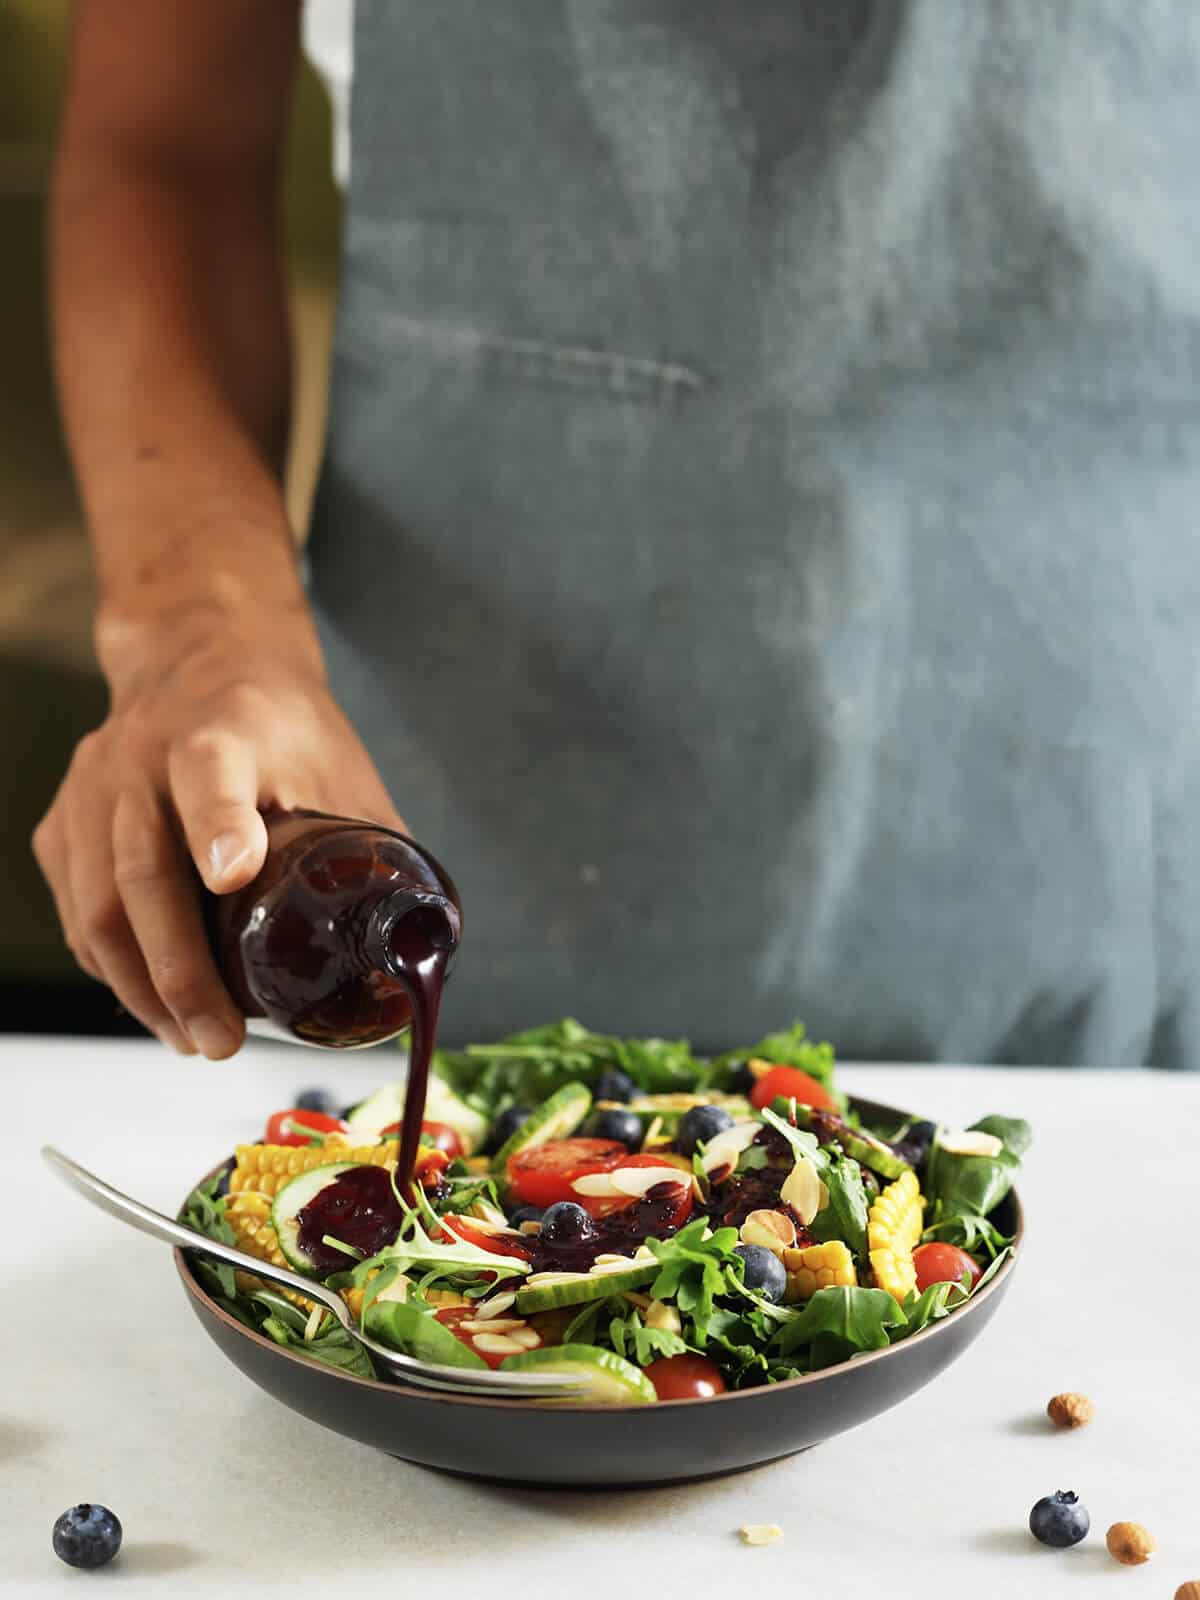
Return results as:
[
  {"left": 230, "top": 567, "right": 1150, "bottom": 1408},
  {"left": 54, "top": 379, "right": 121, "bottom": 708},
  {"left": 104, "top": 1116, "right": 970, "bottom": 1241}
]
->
[
  {"left": 471, "top": 1291, "right": 517, "bottom": 1320},
  {"left": 644, "top": 1299, "right": 682, "bottom": 1334},
  {"left": 937, "top": 1129, "right": 1004, "bottom": 1158},
  {"left": 623, "top": 1291, "right": 653, "bottom": 1311},
  {"left": 609, "top": 1165, "right": 690, "bottom": 1198},
  {"left": 591, "top": 1254, "right": 646, "bottom": 1274},
  {"left": 468, "top": 1198, "right": 512, "bottom": 1229},
  {"left": 700, "top": 1120, "right": 763, "bottom": 1178},
  {"left": 472, "top": 1333, "right": 527, "bottom": 1356},
  {"left": 518, "top": 1221, "right": 542, "bottom": 1235},
  {"left": 739, "top": 1523, "right": 783, "bottom": 1547},
  {"left": 446, "top": 1214, "right": 526, "bottom": 1239},
  {"left": 458, "top": 1317, "right": 526, "bottom": 1334},
  {"left": 739, "top": 1209, "right": 797, "bottom": 1255},
  {"left": 506, "top": 1328, "right": 542, "bottom": 1349},
  {"left": 572, "top": 1171, "right": 622, "bottom": 1197},
  {"left": 523, "top": 1271, "right": 585, "bottom": 1287},
  {"left": 372, "top": 1273, "right": 411, "bottom": 1306},
  {"left": 303, "top": 1304, "right": 326, "bottom": 1342},
  {"left": 779, "top": 1157, "right": 827, "bottom": 1225}
]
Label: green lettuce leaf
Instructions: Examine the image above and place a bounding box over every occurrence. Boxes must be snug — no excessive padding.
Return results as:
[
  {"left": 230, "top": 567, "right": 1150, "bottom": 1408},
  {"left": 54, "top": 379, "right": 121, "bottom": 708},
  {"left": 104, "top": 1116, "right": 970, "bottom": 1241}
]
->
[
  {"left": 772, "top": 1286, "right": 906, "bottom": 1368},
  {"left": 924, "top": 1114, "right": 1030, "bottom": 1251}
]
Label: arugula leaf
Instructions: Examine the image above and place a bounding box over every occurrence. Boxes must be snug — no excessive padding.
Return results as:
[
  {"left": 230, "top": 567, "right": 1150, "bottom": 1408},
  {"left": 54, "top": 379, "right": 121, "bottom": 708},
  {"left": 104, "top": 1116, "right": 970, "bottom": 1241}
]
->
[
  {"left": 758, "top": 1105, "right": 828, "bottom": 1171},
  {"left": 179, "top": 1174, "right": 238, "bottom": 1298},
  {"left": 772, "top": 1286, "right": 906, "bottom": 1368},
  {"left": 607, "top": 1308, "right": 687, "bottom": 1366},
  {"left": 808, "top": 1155, "right": 869, "bottom": 1257},
  {"left": 716, "top": 1023, "right": 836, "bottom": 1090},
  {"left": 364, "top": 1299, "right": 488, "bottom": 1370},
  {"left": 646, "top": 1219, "right": 742, "bottom": 1347}
]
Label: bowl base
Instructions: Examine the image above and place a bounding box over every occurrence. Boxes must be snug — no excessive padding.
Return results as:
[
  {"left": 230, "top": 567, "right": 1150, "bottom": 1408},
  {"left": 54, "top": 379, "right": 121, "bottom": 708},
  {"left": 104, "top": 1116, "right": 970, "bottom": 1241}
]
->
[{"left": 394, "top": 1443, "right": 817, "bottom": 1490}]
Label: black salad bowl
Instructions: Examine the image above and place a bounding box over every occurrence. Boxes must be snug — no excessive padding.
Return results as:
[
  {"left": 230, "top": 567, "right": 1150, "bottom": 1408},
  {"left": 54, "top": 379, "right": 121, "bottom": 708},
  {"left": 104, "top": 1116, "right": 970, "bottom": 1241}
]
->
[{"left": 176, "top": 1095, "right": 1023, "bottom": 1487}]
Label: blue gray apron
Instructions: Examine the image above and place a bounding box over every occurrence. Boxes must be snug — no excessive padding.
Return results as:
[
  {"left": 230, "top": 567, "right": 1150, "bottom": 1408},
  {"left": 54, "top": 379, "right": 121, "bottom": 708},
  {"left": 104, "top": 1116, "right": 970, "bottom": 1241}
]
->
[{"left": 308, "top": 1, "right": 1200, "bottom": 1066}]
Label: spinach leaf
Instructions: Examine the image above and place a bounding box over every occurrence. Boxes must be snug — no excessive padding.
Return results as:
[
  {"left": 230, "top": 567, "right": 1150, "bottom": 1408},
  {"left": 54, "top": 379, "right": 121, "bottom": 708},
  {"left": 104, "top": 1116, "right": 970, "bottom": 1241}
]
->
[
  {"left": 771, "top": 1287, "right": 906, "bottom": 1368},
  {"left": 925, "top": 1113, "right": 1030, "bottom": 1241},
  {"left": 970, "top": 1115, "right": 1033, "bottom": 1156},
  {"left": 364, "top": 1299, "right": 488, "bottom": 1370},
  {"left": 259, "top": 1313, "right": 376, "bottom": 1378},
  {"left": 808, "top": 1155, "right": 869, "bottom": 1257}
]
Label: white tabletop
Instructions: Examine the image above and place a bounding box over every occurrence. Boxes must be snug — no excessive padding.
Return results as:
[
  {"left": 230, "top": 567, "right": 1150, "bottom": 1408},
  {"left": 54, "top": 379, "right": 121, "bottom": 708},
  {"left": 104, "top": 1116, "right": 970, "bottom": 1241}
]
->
[{"left": 6, "top": 1036, "right": 1197, "bottom": 1595}]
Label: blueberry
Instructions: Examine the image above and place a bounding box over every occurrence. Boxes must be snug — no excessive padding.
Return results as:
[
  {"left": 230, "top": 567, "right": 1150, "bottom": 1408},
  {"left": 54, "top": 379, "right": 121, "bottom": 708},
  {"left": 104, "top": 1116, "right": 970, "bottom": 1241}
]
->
[
  {"left": 295, "top": 1088, "right": 335, "bottom": 1114},
  {"left": 52, "top": 1505, "right": 123, "bottom": 1570},
  {"left": 485, "top": 1105, "right": 532, "bottom": 1154},
  {"left": 734, "top": 1244, "right": 788, "bottom": 1303},
  {"left": 677, "top": 1104, "right": 735, "bottom": 1156},
  {"left": 593, "top": 1068, "right": 636, "bottom": 1104},
  {"left": 540, "top": 1201, "right": 596, "bottom": 1245},
  {"left": 586, "top": 1108, "right": 644, "bottom": 1148},
  {"left": 339, "top": 1102, "right": 361, "bottom": 1122},
  {"left": 726, "top": 1060, "right": 755, "bottom": 1094},
  {"left": 1029, "top": 1490, "right": 1090, "bottom": 1549},
  {"left": 508, "top": 1205, "right": 544, "bottom": 1228}
]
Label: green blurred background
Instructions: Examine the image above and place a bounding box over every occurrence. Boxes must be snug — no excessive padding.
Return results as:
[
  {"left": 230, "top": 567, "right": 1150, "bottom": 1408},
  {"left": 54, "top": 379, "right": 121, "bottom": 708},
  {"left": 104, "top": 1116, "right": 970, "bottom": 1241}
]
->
[{"left": 0, "top": 0, "right": 341, "bottom": 1030}]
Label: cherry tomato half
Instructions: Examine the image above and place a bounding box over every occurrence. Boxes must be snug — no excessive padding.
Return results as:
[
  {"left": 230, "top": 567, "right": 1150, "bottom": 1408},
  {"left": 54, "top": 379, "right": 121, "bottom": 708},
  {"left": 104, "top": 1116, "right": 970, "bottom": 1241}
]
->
[
  {"left": 506, "top": 1138, "right": 627, "bottom": 1209},
  {"left": 643, "top": 1353, "right": 727, "bottom": 1401},
  {"left": 380, "top": 1120, "right": 464, "bottom": 1160},
  {"left": 441, "top": 1214, "right": 534, "bottom": 1260},
  {"left": 749, "top": 1065, "right": 835, "bottom": 1112},
  {"left": 264, "top": 1109, "right": 350, "bottom": 1147},
  {"left": 912, "top": 1242, "right": 982, "bottom": 1293}
]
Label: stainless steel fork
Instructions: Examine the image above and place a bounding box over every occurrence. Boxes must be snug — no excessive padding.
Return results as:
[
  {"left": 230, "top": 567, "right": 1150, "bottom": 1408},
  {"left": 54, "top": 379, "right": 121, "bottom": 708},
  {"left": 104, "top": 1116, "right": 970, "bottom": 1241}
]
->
[{"left": 42, "top": 1146, "right": 584, "bottom": 1401}]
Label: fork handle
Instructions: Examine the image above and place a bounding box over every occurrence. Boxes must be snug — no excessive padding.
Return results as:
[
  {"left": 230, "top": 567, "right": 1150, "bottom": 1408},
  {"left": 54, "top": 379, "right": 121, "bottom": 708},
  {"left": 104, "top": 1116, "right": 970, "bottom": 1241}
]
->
[{"left": 41, "top": 1145, "right": 350, "bottom": 1318}]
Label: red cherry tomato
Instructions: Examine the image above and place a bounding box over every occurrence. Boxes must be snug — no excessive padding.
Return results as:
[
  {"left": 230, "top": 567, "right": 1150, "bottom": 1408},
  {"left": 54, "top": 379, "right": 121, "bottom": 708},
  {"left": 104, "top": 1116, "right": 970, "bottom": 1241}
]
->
[
  {"left": 912, "top": 1242, "right": 982, "bottom": 1293},
  {"left": 579, "top": 1151, "right": 696, "bottom": 1222},
  {"left": 264, "top": 1109, "right": 350, "bottom": 1147},
  {"left": 643, "top": 1353, "right": 727, "bottom": 1401},
  {"left": 506, "top": 1138, "right": 627, "bottom": 1209},
  {"left": 379, "top": 1120, "right": 464, "bottom": 1159},
  {"left": 749, "top": 1065, "right": 835, "bottom": 1112},
  {"left": 440, "top": 1214, "right": 534, "bottom": 1260}
]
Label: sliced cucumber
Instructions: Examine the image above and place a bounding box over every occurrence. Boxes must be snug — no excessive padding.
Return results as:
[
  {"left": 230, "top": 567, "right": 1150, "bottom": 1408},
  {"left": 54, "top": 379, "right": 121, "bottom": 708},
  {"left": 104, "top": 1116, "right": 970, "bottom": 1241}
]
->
[
  {"left": 344, "top": 1075, "right": 489, "bottom": 1154},
  {"left": 500, "top": 1343, "right": 657, "bottom": 1404},
  {"left": 773, "top": 1099, "right": 912, "bottom": 1181},
  {"left": 271, "top": 1162, "right": 361, "bottom": 1272},
  {"left": 515, "top": 1261, "right": 657, "bottom": 1315},
  {"left": 490, "top": 1082, "right": 592, "bottom": 1172},
  {"left": 626, "top": 1092, "right": 751, "bottom": 1132}
]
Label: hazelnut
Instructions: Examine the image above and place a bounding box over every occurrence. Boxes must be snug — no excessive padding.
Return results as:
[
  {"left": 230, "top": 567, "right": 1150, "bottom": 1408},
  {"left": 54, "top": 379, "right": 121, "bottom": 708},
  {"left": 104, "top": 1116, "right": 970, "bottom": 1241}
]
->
[
  {"left": 1174, "top": 1584, "right": 1200, "bottom": 1600},
  {"left": 1105, "top": 1522, "right": 1156, "bottom": 1565},
  {"left": 740, "top": 1209, "right": 797, "bottom": 1255},
  {"left": 1046, "top": 1392, "right": 1095, "bottom": 1429}
]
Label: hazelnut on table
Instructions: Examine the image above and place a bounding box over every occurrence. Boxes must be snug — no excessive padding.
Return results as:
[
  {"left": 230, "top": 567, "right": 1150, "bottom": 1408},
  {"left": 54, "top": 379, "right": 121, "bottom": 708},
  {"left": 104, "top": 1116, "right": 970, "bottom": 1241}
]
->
[
  {"left": 1046, "top": 1392, "right": 1094, "bottom": 1429},
  {"left": 1106, "top": 1522, "right": 1156, "bottom": 1565}
]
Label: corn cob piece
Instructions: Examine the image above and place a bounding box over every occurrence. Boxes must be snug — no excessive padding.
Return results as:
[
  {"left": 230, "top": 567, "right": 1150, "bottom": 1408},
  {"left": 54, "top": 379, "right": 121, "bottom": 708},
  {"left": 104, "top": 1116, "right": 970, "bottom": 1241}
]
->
[
  {"left": 782, "top": 1240, "right": 858, "bottom": 1302},
  {"left": 230, "top": 1139, "right": 394, "bottom": 1198},
  {"left": 867, "top": 1169, "right": 924, "bottom": 1304},
  {"left": 224, "top": 1192, "right": 315, "bottom": 1308}
]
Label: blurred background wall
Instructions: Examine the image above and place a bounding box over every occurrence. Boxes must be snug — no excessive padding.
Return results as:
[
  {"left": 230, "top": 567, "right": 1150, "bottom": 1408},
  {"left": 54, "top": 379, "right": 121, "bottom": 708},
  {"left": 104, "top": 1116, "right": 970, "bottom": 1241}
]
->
[{"left": 0, "top": 1, "right": 341, "bottom": 1031}]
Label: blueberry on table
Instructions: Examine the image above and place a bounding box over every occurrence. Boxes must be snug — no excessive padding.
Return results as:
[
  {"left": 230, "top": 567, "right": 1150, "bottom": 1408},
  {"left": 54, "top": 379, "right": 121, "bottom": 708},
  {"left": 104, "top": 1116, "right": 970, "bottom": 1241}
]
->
[
  {"left": 676, "top": 1104, "right": 735, "bottom": 1156},
  {"left": 734, "top": 1243, "right": 788, "bottom": 1303},
  {"left": 593, "top": 1068, "right": 635, "bottom": 1103},
  {"left": 586, "top": 1108, "right": 644, "bottom": 1148},
  {"left": 485, "top": 1105, "right": 532, "bottom": 1154},
  {"left": 540, "top": 1201, "right": 597, "bottom": 1244},
  {"left": 295, "top": 1088, "right": 335, "bottom": 1114},
  {"left": 1029, "top": 1491, "right": 1090, "bottom": 1548},
  {"left": 52, "top": 1504, "right": 122, "bottom": 1569},
  {"left": 508, "top": 1205, "right": 545, "bottom": 1228}
]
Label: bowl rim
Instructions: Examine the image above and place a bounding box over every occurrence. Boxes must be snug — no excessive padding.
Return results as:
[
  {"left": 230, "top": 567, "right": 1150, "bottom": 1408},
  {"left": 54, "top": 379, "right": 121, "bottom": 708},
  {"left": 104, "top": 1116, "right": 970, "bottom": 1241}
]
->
[{"left": 176, "top": 1093, "right": 1024, "bottom": 1413}]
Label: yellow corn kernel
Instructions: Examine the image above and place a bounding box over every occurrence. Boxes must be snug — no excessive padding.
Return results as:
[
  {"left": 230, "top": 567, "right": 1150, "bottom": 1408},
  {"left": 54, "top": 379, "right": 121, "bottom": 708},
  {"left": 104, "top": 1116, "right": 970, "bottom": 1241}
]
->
[
  {"left": 867, "top": 1169, "right": 924, "bottom": 1304},
  {"left": 224, "top": 1192, "right": 313, "bottom": 1308},
  {"left": 424, "top": 1289, "right": 472, "bottom": 1310},
  {"left": 230, "top": 1140, "right": 395, "bottom": 1198},
  {"left": 782, "top": 1240, "right": 858, "bottom": 1302}
]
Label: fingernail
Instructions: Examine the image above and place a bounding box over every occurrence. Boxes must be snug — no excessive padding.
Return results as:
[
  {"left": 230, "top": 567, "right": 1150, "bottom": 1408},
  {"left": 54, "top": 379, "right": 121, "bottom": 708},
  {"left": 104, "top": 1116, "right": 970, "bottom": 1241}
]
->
[
  {"left": 186, "top": 1014, "right": 238, "bottom": 1059},
  {"left": 155, "top": 1022, "right": 196, "bottom": 1056},
  {"left": 208, "top": 832, "right": 250, "bottom": 884}
]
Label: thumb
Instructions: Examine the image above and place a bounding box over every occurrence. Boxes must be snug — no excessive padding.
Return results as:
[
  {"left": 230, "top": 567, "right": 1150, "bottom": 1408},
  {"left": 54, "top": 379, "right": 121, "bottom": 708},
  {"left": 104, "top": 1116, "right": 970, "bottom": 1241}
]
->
[{"left": 168, "top": 731, "right": 269, "bottom": 892}]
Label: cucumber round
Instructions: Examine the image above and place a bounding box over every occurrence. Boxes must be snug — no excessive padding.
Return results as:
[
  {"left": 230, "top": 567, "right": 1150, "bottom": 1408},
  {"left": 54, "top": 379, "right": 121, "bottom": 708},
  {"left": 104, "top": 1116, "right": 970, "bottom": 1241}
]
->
[
  {"left": 345, "top": 1076, "right": 488, "bottom": 1154},
  {"left": 490, "top": 1082, "right": 592, "bottom": 1172},
  {"left": 500, "top": 1343, "right": 657, "bottom": 1404},
  {"left": 270, "top": 1161, "right": 361, "bottom": 1272},
  {"left": 515, "top": 1262, "right": 657, "bottom": 1315},
  {"left": 626, "top": 1093, "right": 751, "bottom": 1132}
]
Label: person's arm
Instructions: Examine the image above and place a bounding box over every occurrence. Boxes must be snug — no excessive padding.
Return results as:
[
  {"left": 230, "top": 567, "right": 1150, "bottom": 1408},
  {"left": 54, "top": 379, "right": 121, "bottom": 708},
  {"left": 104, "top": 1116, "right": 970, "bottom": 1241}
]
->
[{"left": 36, "top": 0, "right": 402, "bottom": 1059}]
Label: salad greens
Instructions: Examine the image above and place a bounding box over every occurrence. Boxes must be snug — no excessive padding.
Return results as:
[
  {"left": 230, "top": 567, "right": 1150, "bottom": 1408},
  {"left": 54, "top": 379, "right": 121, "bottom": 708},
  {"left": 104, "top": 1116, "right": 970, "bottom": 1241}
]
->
[{"left": 180, "top": 1018, "right": 1029, "bottom": 1399}]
